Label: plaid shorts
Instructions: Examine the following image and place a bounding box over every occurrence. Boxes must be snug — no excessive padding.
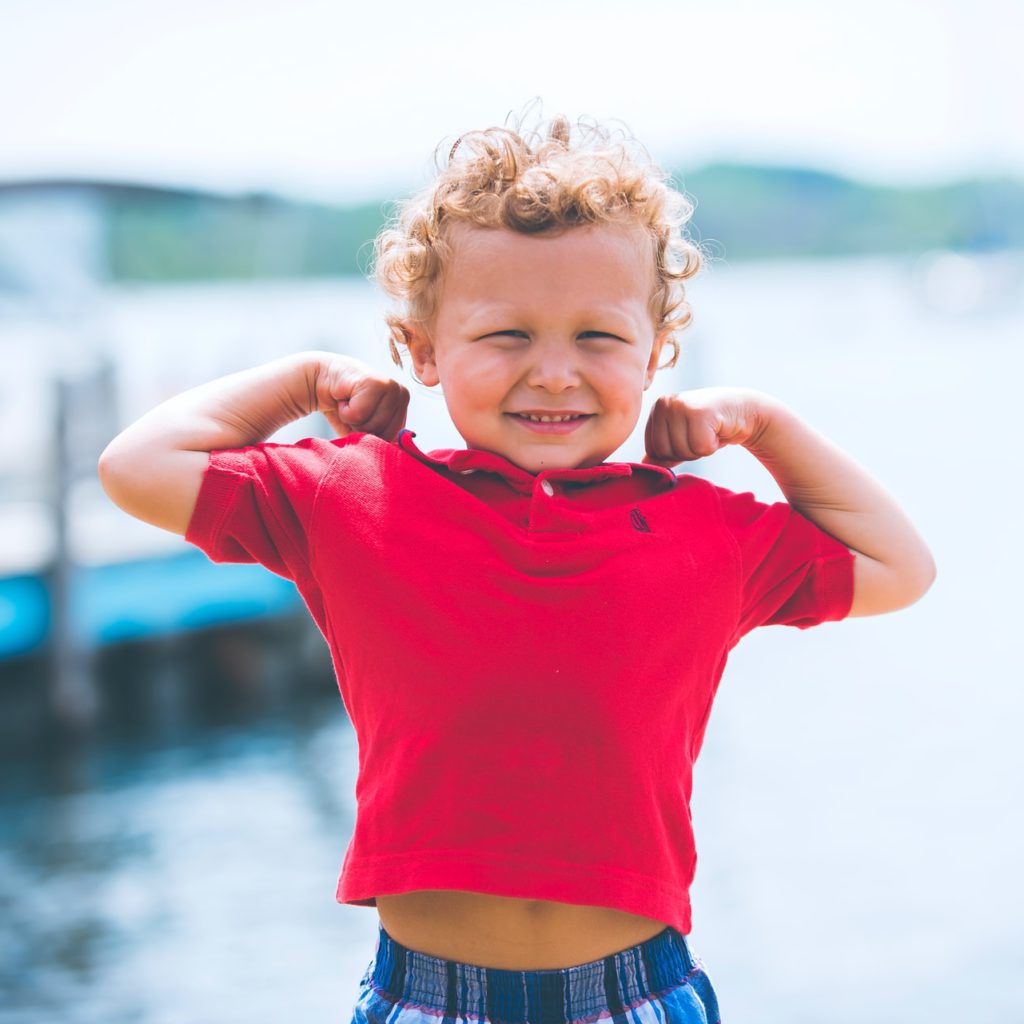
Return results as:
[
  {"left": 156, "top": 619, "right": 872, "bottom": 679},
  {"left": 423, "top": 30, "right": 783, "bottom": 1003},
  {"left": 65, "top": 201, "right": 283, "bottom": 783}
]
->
[{"left": 351, "top": 921, "right": 721, "bottom": 1024}]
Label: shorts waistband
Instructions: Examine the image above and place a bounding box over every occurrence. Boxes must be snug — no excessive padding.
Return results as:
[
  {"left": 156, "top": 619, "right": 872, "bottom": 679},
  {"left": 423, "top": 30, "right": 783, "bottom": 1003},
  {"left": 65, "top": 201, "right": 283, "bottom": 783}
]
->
[{"left": 367, "top": 921, "right": 701, "bottom": 1024}]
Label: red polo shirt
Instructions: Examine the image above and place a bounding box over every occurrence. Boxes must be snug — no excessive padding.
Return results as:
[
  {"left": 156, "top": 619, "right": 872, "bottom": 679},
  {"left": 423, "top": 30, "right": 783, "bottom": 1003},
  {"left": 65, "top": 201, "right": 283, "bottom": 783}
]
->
[{"left": 185, "top": 429, "right": 854, "bottom": 934}]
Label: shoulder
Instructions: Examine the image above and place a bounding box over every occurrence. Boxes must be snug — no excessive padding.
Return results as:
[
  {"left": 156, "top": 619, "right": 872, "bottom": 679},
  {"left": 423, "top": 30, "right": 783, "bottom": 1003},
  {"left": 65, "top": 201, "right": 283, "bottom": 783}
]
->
[
  {"left": 652, "top": 469, "right": 729, "bottom": 517},
  {"left": 678, "top": 474, "right": 786, "bottom": 527},
  {"left": 654, "top": 473, "right": 804, "bottom": 552},
  {"left": 209, "top": 431, "right": 407, "bottom": 480},
  {"left": 246, "top": 432, "right": 446, "bottom": 509}
]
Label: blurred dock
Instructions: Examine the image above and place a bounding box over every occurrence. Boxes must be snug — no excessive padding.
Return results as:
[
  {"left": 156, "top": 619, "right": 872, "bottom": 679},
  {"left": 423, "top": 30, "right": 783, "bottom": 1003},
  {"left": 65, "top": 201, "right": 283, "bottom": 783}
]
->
[
  {"left": 0, "top": 350, "right": 320, "bottom": 741},
  {"left": 0, "top": 181, "right": 391, "bottom": 741}
]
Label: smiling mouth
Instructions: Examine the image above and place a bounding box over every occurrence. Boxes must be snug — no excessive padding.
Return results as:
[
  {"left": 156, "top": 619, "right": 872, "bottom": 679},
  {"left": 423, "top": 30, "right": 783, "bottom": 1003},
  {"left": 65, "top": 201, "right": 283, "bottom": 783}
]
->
[
  {"left": 506, "top": 412, "right": 594, "bottom": 434},
  {"left": 509, "top": 412, "right": 592, "bottom": 423}
]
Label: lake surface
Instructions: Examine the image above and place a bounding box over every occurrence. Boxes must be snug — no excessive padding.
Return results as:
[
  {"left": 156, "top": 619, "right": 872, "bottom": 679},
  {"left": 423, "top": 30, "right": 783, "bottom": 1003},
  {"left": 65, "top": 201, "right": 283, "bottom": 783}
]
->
[{"left": 1, "top": 253, "right": 1022, "bottom": 1023}]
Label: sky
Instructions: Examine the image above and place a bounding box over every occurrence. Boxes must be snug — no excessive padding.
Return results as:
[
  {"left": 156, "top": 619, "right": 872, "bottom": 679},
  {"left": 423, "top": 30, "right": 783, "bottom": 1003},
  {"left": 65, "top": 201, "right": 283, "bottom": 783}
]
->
[{"left": 1, "top": 0, "right": 1022, "bottom": 202}]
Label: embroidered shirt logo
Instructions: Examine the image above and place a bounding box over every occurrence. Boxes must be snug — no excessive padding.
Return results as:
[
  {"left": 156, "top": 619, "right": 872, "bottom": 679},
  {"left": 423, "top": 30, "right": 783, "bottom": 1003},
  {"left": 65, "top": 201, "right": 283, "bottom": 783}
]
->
[{"left": 630, "top": 508, "right": 652, "bottom": 533}]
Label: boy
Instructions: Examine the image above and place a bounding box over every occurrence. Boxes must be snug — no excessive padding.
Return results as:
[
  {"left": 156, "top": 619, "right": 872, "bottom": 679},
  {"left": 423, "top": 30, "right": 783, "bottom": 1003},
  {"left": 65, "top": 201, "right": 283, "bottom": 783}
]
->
[{"left": 99, "top": 115, "right": 935, "bottom": 1023}]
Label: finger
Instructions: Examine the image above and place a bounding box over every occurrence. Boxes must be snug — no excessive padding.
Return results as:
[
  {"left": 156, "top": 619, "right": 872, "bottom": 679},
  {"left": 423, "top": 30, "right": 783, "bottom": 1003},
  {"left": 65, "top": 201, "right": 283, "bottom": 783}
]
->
[
  {"left": 682, "top": 412, "right": 720, "bottom": 459},
  {"left": 643, "top": 404, "right": 657, "bottom": 461},
  {"left": 359, "top": 384, "right": 410, "bottom": 438},
  {"left": 359, "top": 398, "right": 401, "bottom": 438},
  {"left": 336, "top": 379, "right": 382, "bottom": 425},
  {"left": 379, "top": 398, "right": 409, "bottom": 441},
  {"left": 339, "top": 379, "right": 404, "bottom": 430},
  {"left": 388, "top": 389, "right": 411, "bottom": 438},
  {"left": 321, "top": 365, "right": 360, "bottom": 412},
  {"left": 664, "top": 404, "right": 697, "bottom": 462},
  {"left": 643, "top": 399, "right": 663, "bottom": 461},
  {"left": 646, "top": 399, "right": 680, "bottom": 464}
]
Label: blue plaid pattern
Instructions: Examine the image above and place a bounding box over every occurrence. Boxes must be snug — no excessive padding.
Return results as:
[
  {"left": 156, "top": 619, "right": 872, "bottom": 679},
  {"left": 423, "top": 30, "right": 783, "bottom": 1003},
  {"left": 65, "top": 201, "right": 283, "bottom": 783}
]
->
[{"left": 351, "top": 922, "right": 720, "bottom": 1024}]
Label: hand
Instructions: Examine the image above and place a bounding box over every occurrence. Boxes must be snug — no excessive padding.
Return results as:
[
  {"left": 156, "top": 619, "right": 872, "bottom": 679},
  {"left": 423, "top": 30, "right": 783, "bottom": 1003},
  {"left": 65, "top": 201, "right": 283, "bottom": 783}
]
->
[
  {"left": 311, "top": 355, "right": 410, "bottom": 440},
  {"left": 643, "top": 387, "right": 772, "bottom": 467}
]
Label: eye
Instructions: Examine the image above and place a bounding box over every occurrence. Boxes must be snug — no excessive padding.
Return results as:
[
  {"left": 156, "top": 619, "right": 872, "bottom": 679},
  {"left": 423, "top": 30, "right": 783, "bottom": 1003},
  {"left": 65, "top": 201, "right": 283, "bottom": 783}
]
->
[
  {"left": 579, "top": 331, "right": 627, "bottom": 342},
  {"left": 479, "top": 330, "right": 529, "bottom": 340}
]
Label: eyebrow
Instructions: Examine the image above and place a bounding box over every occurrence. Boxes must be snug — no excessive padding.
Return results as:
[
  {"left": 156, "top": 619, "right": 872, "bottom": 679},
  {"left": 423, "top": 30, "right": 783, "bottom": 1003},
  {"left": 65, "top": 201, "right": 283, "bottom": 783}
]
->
[{"left": 458, "top": 303, "right": 645, "bottom": 329}]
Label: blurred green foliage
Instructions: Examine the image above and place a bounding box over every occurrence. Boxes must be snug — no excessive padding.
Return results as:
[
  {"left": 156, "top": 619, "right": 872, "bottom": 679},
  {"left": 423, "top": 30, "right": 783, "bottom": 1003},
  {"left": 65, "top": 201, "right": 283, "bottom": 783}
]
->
[
  {"left": 102, "top": 167, "right": 1024, "bottom": 282},
  {"left": 680, "top": 165, "right": 1024, "bottom": 259},
  {"left": 106, "top": 188, "right": 387, "bottom": 281}
]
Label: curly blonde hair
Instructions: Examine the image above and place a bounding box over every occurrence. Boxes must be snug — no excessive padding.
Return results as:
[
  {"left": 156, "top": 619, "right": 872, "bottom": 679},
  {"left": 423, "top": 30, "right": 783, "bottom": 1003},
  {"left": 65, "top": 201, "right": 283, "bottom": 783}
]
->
[{"left": 372, "top": 113, "right": 703, "bottom": 369}]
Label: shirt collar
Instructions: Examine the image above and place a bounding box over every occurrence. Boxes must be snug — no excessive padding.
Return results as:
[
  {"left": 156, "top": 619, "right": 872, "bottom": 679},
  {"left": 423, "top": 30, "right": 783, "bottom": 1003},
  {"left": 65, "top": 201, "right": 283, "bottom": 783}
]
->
[{"left": 395, "top": 429, "right": 677, "bottom": 491}]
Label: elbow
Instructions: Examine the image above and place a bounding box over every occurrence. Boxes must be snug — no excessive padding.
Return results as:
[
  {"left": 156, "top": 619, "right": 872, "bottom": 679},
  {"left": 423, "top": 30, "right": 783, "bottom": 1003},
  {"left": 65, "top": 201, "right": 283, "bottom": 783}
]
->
[
  {"left": 920, "top": 549, "right": 938, "bottom": 595},
  {"left": 97, "top": 441, "right": 119, "bottom": 500},
  {"left": 898, "top": 549, "right": 937, "bottom": 609},
  {"left": 890, "top": 545, "right": 938, "bottom": 611},
  {"left": 921, "top": 548, "right": 938, "bottom": 594},
  {"left": 97, "top": 436, "right": 136, "bottom": 512},
  {"left": 849, "top": 545, "right": 937, "bottom": 617}
]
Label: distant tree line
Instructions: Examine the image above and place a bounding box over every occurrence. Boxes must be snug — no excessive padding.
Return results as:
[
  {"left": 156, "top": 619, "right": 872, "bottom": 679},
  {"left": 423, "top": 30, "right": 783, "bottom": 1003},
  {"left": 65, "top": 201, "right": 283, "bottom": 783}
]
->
[
  {"left": 680, "top": 164, "right": 1024, "bottom": 260},
  {"left": 105, "top": 186, "right": 385, "bottom": 281},
  {"left": 97, "top": 167, "right": 1024, "bottom": 282}
]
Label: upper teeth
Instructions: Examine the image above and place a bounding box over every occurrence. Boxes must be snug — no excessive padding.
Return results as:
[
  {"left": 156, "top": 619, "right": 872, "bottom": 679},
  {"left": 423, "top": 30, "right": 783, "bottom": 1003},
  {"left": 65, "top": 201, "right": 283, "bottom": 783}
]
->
[{"left": 523, "top": 414, "right": 580, "bottom": 422}]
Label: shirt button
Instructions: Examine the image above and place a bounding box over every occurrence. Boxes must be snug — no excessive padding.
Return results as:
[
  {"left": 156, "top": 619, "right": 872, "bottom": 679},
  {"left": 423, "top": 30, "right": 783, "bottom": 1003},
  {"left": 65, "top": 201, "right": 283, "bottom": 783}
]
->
[{"left": 540, "top": 479, "right": 555, "bottom": 497}]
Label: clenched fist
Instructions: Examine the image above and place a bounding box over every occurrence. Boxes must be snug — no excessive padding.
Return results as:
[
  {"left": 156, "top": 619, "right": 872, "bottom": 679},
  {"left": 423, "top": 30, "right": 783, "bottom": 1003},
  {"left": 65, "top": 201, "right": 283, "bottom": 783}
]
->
[
  {"left": 310, "top": 355, "right": 410, "bottom": 441},
  {"left": 643, "top": 387, "right": 774, "bottom": 467}
]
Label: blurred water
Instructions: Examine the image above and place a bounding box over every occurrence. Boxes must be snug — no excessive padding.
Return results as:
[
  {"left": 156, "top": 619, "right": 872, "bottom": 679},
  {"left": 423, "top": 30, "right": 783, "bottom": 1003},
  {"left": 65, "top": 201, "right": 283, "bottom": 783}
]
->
[
  {"left": 1, "top": 254, "right": 1022, "bottom": 1023},
  {"left": 0, "top": 700, "right": 386, "bottom": 1023}
]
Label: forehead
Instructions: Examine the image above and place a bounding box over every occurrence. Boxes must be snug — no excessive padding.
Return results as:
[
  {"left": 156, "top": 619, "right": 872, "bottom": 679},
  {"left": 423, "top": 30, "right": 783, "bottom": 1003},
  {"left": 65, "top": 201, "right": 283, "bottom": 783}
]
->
[{"left": 439, "top": 222, "right": 656, "bottom": 310}]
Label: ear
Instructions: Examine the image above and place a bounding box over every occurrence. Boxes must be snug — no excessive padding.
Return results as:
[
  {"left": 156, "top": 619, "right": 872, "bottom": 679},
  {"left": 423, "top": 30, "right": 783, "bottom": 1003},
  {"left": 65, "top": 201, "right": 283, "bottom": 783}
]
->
[
  {"left": 643, "top": 330, "right": 670, "bottom": 390},
  {"left": 403, "top": 321, "right": 440, "bottom": 387}
]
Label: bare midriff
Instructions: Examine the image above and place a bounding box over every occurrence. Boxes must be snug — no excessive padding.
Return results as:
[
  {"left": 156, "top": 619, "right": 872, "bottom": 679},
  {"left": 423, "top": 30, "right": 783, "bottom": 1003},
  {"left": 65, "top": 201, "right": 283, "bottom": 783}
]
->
[{"left": 375, "top": 890, "right": 669, "bottom": 970}]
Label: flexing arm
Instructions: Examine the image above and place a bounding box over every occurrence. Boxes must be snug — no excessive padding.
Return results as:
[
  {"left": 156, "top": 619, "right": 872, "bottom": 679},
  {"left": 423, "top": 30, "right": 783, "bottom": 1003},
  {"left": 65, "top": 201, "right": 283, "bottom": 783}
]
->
[
  {"left": 644, "top": 387, "right": 936, "bottom": 616},
  {"left": 98, "top": 351, "right": 409, "bottom": 536}
]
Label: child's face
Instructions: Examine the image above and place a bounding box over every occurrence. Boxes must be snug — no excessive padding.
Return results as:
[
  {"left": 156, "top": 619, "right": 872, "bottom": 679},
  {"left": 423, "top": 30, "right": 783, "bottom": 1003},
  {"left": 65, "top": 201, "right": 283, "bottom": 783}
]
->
[{"left": 405, "top": 222, "right": 666, "bottom": 473}]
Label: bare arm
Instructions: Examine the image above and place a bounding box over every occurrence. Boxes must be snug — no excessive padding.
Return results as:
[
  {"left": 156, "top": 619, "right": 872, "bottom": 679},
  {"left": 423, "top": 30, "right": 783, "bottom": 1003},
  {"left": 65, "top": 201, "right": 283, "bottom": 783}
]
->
[
  {"left": 98, "top": 351, "right": 409, "bottom": 536},
  {"left": 644, "top": 387, "right": 936, "bottom": 616}
]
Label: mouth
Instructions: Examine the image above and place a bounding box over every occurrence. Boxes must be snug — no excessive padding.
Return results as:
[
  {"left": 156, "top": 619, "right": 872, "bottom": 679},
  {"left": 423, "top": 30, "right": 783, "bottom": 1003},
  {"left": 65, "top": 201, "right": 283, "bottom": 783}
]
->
[
  {"left": 512, "top": 412, "right": 590, "bottom": 423},
  {"left": 506, "top": 411, "right": 594, "bottom": 434}
]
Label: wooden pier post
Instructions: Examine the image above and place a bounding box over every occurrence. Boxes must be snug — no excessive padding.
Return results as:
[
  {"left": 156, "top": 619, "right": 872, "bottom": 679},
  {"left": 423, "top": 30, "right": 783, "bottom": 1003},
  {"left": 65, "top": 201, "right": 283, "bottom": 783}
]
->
[{"left": 46, "top": 362, "right": 116, "bottom": 732}]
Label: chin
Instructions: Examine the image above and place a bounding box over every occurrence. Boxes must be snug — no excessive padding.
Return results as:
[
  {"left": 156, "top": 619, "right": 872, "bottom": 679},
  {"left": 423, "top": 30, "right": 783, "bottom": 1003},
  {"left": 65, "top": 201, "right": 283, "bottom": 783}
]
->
[{"left": 525, "top": 453, "right": 594, "bottom": 473}]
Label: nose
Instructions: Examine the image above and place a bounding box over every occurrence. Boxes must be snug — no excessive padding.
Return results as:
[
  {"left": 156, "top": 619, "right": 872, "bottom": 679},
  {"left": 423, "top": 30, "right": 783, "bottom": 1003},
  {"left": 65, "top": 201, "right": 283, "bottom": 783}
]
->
[{"left": 525, "top": 337, "right": 581, "bottom": 393}]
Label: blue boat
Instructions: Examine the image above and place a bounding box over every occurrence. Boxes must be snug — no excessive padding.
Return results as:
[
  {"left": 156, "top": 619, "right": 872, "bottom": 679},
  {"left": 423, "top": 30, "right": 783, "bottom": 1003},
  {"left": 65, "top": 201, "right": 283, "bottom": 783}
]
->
[{"left": 0, "top": 553, "right": 302, "bottom": 661}]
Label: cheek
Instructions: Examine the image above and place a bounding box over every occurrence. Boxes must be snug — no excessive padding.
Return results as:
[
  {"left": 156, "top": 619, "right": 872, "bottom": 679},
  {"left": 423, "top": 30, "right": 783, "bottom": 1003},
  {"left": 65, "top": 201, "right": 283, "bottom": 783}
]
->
[
  {"left": 445, "top": 351, "right": 515, "bottom": 397},
  {"left": 595, "top": 361, "right": 649, "bottom": 410},
  {"left": 438, "top": 362, "right": 508, "bottom": 428}
]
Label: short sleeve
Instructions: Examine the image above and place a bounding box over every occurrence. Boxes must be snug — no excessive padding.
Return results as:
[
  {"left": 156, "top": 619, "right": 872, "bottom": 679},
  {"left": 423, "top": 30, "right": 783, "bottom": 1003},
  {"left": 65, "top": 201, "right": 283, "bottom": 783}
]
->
[
  {"left": 184, "top": 436, "right": 345, "bottom": 582},
  {"left": 713, "top": 485, "right": 855, "bottom": 639}
]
